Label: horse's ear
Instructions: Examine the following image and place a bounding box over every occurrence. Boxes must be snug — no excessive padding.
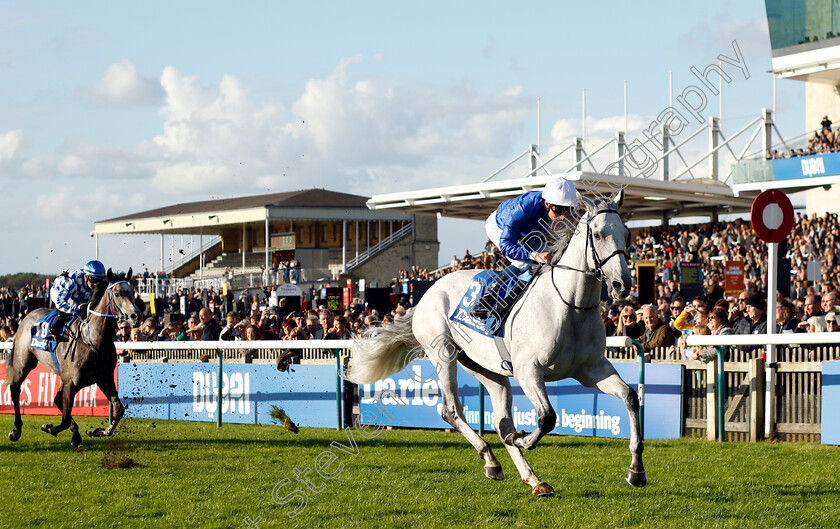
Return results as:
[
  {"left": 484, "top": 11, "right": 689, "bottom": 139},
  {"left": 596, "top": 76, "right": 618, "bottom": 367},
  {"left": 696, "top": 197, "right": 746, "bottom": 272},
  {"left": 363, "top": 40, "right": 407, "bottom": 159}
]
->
[
  {"left": 127, "top": 267, "right": 133, "bottom": 280},
  {"left": 578, "top": 195, "right": 595, "bottom": 211},
  {"left": 107, "top": 268, "right": 115, "bottom": 282},
  {"left": 612, "top": 187, "right": 625, "bottom": 210}
]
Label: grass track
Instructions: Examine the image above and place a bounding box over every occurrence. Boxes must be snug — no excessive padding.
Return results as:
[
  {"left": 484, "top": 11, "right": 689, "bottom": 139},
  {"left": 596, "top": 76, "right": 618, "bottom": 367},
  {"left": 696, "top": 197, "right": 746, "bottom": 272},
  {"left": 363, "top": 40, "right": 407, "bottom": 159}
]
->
[{"left": 1, "top": 416, "right": 839, "bottom": 528}]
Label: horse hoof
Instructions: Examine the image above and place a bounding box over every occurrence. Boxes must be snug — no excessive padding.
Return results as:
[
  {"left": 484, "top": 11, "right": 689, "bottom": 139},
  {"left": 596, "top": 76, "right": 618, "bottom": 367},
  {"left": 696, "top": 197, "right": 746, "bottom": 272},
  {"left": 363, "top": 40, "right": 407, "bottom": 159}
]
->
[
  {"left": 532, "top": 482, "right": 555, "bottom": 497},
  {"left": 503, "top": 430, "right": 526, "bottom": 446},
  {"left": 41, "top": 424, "right": 56, "bottom": 436},
  {"left": 484, "top": 465, "right": 505, "bottom": 480},
  {"left": 8, "top": 429, "right": 20, "bottom": 442},
  {"left": 626, "top": 469, "right": 647, "bottom": 487},
  {"left": 71, "top": 432, "right": 82, "bottom": 448}
]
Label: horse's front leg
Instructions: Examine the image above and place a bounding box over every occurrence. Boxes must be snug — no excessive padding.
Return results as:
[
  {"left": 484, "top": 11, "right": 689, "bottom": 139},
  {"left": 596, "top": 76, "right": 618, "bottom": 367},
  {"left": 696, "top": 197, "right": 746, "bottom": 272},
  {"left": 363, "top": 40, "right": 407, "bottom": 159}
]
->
[
  {"left": 41, "top": 382, "right": 76, "bottom": 438},
  {"left": 89, "top": 376, "right": 124, "bottom": 437},
  {"left": 508, "top": 363, "right": 556, "bottom": 451},
  {"left": 576, "top": 357, "right": 646, "bottom": 487}
]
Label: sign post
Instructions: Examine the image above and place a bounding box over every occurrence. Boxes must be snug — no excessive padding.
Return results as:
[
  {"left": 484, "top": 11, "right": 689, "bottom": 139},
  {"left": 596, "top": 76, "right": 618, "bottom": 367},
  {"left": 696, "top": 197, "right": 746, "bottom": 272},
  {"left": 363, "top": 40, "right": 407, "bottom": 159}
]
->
[{"left": 750, "top": 190, "right": 794, "bottom": 440}]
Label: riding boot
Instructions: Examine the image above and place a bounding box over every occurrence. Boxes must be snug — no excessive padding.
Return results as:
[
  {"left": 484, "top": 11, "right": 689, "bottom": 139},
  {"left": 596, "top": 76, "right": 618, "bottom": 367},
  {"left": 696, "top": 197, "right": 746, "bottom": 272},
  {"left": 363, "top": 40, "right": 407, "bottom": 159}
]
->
[
  {"left": 46, "top": 311, "right": 72, "bottom": 343},
  {"left": 471, "top": 265, "right": 522, "bottom": 319}
]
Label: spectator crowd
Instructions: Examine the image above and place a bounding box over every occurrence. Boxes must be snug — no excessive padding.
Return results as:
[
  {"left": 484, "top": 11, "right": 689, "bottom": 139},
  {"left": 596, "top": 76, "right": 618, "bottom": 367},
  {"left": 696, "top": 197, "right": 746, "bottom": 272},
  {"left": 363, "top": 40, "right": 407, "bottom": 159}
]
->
[
  {"left": 766, "top": 115, "right": 840, "bottom": 159},
  {"left": 2, "top": 209, "right": 840, "bottom": 363}
]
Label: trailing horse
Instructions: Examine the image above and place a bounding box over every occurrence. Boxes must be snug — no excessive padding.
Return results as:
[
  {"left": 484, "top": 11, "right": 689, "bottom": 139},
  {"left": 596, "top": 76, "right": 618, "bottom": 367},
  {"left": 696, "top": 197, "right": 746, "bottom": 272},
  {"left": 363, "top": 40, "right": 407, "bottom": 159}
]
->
[
  {"left": 347, "top": 189, "right": 645, "bottom": 496},
  {"left": 4, "top": 268, "right": 141, "bottom": 447}
]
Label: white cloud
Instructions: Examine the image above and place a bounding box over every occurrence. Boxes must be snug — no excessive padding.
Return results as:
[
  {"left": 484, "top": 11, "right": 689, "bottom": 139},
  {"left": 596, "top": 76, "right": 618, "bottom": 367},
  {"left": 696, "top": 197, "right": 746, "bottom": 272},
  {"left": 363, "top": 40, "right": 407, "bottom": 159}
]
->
[
  {"left": 6, "top": 56, "right": 534, "bottom": 197},
  {"left": 34, "top": 185, "right": 146, "bottom": 223},
  {"left": 82, "top": 60, "right": 164, "bottom": 107},
  {"left": 0, "top": 129, "right": 22, "bottom": 161},
  {"left": 549, "top": 114, "right": 650, "bottom": 144},
  {"left": 150, "top": 162, "right": 232, "bottom": 191}
]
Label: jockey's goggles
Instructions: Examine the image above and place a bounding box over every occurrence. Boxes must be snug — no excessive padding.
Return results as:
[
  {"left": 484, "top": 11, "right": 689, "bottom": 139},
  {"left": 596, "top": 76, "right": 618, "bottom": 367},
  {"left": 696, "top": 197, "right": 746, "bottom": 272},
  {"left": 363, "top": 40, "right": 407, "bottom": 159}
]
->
[{"left": 549, "top": 204, "right": 573, "bottom": 215}]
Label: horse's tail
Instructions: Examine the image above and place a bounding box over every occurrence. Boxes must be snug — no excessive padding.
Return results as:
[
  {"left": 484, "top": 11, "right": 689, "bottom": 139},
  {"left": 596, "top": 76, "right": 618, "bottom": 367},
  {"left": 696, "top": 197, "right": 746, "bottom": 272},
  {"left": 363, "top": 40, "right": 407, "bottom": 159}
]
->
[
  {"left": 346, "top": 308, "right": 420, "bottom": 384},
  {"left": 3, "top": 339, "right": 17, "bottom": 386}
]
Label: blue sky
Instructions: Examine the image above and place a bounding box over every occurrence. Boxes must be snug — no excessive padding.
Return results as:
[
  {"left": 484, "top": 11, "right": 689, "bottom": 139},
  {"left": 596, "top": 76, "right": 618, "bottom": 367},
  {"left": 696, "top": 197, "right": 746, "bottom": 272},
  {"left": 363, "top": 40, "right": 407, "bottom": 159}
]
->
[{"left": 0, "top": 1, "right": 805, "bottom": 275}]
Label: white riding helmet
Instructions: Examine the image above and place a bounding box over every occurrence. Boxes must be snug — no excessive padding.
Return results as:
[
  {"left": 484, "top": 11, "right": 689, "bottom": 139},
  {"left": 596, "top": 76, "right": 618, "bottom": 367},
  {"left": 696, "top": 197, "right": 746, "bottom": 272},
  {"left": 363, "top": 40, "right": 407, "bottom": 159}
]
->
[{"left": 541, "top": 177, "right": 579, "bottom": 207}]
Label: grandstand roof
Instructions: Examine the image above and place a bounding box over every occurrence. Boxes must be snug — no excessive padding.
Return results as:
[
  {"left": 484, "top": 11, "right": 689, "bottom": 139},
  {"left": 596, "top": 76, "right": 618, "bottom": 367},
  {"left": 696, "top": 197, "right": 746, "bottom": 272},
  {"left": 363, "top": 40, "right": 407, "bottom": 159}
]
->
[
  {"left": 95, "top": 188, "right": 412, "bottom": 235},
  {"left": 367, "top": 171, "right": 761, "bottom": 222}
]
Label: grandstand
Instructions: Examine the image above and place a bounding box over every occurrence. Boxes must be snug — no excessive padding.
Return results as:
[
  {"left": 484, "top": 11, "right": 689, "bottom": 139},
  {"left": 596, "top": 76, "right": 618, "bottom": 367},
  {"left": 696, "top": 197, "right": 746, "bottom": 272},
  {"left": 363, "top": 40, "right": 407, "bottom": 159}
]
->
[{"left": 92, "top": 188, "right": 438, "bottom": 286}]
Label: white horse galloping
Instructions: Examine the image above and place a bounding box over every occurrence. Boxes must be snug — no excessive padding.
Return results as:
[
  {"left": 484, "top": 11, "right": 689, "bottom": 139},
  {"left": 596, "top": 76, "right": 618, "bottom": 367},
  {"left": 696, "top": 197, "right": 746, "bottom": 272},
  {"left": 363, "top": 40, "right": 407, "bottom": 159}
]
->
[{"left": 347, "top": 189, "right": 645, "bottom": 496}]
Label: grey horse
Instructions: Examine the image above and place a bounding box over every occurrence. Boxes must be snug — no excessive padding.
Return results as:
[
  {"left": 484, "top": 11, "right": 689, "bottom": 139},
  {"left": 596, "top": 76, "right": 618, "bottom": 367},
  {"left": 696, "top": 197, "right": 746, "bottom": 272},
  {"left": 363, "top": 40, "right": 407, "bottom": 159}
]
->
[
  {"left": 347, "top": 190, "right": 645, "bottom": 496},
  {"left": 5, "top": 269, "right": 141, "bottom": 447}
]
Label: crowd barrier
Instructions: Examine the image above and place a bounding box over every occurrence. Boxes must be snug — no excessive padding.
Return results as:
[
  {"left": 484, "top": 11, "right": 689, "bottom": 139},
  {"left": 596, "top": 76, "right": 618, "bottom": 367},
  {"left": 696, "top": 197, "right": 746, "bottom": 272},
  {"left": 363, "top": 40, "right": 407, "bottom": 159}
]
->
[{"left": 1, "top": 335, "right": 839, "bottom": 444}]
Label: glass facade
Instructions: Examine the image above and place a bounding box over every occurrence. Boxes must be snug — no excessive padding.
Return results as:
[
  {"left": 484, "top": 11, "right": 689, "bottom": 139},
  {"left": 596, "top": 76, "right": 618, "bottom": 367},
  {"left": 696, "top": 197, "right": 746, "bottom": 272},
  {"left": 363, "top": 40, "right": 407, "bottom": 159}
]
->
[{"left": 766, "top": 0, "right": 840, "bottom": 50}]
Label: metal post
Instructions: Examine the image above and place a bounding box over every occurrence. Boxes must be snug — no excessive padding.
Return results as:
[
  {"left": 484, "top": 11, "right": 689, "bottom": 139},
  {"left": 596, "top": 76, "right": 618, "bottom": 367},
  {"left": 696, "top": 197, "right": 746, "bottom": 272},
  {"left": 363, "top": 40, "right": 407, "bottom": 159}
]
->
[
  {"left": 265, "top": 216, "right": 270, "bottom": 274},
  {"left": 94, "top": 233, "right": 99, "bottom": 261},
  {"left": 528, "top": 144, "right": 538, "bottom": 177},
  {"left": 574, "top": 137, "right": 584, "bottom": 169},
  {"left": 342, "top": 220, "right": 347, "bottom": 274},
  {"left": 199, "top": 228, "right": 204, "bottom": 279},
  {"left": 632, "top": 339, "right": 645, "bottom": 439},
  {"left": 217, "top": 349, "right": 223, "bottom": 428},
  {"left": 241, "top": 224, "right": 246, "bottom": 273},
  {"left": 537, "top": 97, "right": 541, "bottom": 153},
  {"left": 582, "top": 88, "right": 586, "bottom": 147},
  {"left": 765, "top": 242, "right": 778, "bottom": 439},
  {"left": 660, "top": 124, "right": 670, "bottom": 181},
  {"left": 623, "top": 79, "right": 628, "bottom": 134},
  {"left": 615, "top": 131, "right": 626, "bottom": 177},
  {"left": 709, "top": 116, "right": 720, "bottom": 180},
  {"left": 762, "top": 108, "right": 773, "bottom": 155},
  {"left": 160, "top": 233, "right": 164, "bottom": 274},
  {"left": 335, "top": 349, "right": 342, "bottom": 430},
  {"left": 717, "top": 346, "right": 725, "bottom": 442},
  {"left": 478, "top": 382, "right": 485, "bottom": 436}
]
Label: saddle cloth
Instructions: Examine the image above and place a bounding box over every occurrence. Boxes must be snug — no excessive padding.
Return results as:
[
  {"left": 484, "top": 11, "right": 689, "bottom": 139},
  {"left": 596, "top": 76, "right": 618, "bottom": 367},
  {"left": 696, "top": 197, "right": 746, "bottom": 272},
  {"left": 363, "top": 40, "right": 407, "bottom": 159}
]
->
[
  {"left": 30, "top": 311, "right": 75, "bottom": 365},
  {"left": 449, "top": 268, "right": 532, "bottom": 338}
]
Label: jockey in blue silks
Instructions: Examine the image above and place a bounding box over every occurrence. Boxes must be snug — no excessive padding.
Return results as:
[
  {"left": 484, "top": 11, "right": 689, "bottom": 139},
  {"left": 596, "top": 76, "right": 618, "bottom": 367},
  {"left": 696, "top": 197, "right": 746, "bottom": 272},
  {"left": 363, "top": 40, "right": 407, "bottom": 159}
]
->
[
  {"left": 46, "top": 260, "right": 107, "bottom": 342},
  {"left": 471, "top": 176, "right": 579, "bottom": 320}
]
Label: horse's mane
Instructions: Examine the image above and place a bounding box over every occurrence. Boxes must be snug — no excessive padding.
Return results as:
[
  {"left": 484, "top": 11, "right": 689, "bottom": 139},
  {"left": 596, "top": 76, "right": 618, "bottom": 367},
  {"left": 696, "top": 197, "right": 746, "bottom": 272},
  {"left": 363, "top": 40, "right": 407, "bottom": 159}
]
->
[
  {"left": 87, "top": 279, "right": 109, "bottom": 314},
  {"left": 546, "top": 195, "right": 617, "bottom": 268}
]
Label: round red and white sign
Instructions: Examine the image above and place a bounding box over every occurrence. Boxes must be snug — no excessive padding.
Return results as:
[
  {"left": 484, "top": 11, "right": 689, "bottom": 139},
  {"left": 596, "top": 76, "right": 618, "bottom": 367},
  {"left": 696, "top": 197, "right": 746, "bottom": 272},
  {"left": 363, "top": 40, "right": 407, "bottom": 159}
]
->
[{"left": 750, "top": 190, "right": 794, "bottom": 243}]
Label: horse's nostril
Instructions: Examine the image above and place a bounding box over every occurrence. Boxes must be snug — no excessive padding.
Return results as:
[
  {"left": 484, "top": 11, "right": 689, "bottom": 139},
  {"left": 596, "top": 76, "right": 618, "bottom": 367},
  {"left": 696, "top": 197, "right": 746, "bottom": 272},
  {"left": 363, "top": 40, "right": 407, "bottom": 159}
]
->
[{"left": 612, "top": 280, "right": 624, "bottom": 292}]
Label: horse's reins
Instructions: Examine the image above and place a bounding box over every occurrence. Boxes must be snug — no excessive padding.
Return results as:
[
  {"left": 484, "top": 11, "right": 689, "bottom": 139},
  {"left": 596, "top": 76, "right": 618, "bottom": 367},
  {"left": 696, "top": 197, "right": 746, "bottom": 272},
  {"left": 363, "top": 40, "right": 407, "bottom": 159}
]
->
[
  {"left": 84, "top": 280, "right": 131, "bottom": 354},
  {"left": 548, "top": 208, "right": 626, "bottom": 311},
  {"left": 88, "top": 280, "right": 129, "bottom": 319}
]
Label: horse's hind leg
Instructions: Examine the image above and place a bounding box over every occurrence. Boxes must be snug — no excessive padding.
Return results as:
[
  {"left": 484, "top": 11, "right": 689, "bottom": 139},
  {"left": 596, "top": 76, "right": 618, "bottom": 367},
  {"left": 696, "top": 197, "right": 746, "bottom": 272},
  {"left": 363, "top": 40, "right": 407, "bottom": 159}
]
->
[
  {"left": 469, "top": 367, "right": 553, "bottom": 496},
  {"left": 89, "top": 375, "right": 124, "bottom": 438},
  {"left": 41, "top": 381, "right": 77, "bottom": 439},
  {"left": 433, "top": 357, "right": 504, "bottom": 481},
  {"left": 47, "top": 386, "right": 82, "bottom": 447},
  {"left": 6, "top": 352, "right": 38, "bottom": 442},
  {"left": 576, "top": 358, "right": 646, "bottom": 487}
]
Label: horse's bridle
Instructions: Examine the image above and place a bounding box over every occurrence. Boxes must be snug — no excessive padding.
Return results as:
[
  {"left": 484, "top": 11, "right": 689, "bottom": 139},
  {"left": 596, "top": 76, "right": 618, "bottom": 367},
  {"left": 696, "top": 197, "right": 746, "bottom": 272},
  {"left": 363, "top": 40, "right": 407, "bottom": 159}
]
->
[
  {"left": 88, "top": 281, "right": 131, "bottom": 319},
  {"left": 550, "top": 208, "right": 627, "bottom": 310}
]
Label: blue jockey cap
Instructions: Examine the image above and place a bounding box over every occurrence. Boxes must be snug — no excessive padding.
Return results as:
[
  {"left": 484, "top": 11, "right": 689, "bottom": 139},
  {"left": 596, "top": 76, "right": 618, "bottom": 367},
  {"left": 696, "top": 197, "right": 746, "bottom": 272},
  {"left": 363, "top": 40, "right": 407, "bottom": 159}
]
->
[
  {"left": 542, "top": 177, "right": 578, "bottom": 207},
  {"left": 83, "top": 260, "right": 106, "bottom": 280}
]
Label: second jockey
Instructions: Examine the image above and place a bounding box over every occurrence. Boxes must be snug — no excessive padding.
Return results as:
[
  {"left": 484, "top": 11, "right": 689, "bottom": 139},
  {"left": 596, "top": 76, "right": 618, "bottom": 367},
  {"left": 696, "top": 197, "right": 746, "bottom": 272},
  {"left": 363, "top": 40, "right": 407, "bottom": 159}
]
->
[
  {"left": 47, "top": 260, "right": 107, "bottom": 342},
  {"left": 471, "top": 176, "right": 579, "bottom": 320}
]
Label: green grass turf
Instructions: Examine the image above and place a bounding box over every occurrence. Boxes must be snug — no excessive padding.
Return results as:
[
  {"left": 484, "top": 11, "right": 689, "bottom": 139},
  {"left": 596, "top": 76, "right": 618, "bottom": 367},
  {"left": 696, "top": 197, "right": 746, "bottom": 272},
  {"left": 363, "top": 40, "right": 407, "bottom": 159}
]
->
[{"left": 0, "top": 416, "right": 839, "bottom": 528}]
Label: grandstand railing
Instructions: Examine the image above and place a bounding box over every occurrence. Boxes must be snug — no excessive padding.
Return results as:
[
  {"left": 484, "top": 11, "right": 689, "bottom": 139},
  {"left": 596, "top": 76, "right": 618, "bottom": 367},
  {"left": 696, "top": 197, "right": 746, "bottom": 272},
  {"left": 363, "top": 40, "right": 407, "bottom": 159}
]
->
[{"left": 344, "top": 222, "right": 413, "bottom": 272}]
